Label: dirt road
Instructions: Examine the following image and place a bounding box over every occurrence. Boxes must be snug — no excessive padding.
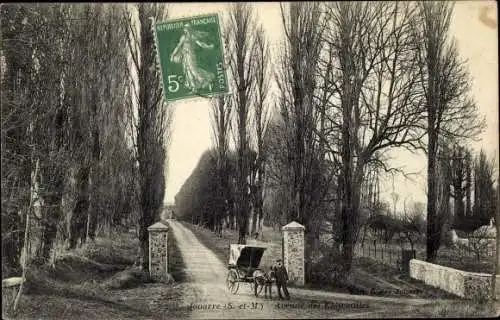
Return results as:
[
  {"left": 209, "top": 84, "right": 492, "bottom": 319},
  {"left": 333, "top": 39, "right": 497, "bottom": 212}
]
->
[{"left": 166, "top": 219, "right": 460, "bottom": 319}]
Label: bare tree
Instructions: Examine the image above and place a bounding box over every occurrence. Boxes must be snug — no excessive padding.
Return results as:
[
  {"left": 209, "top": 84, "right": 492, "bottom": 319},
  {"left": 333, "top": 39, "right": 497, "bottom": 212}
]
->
[
  {"left": 2, "top": 4, "right": 141, "bottom": 282},
  {"left": 225, "top": 3, "right": 258, "bottom": 244},
  {"left": 87, "top": 4, "right": 134, "bottom": 240},
  {"left": 249, "top": 25, "right": 270, "bottom": 239},
  {"left": 467, "top": 227, "right": 494, "bottom": 262},
  {"left": 1, "top": 4, "right": 38, "bottom": 273},
  {"left": 209, "top": 96, "right": 232, "bottom": 236},
  {"left": 28, "top": 4, "right": 72, "bottom": 263},
  {"left": 65, "top": 4, "right": 103, "bottom": 249},
  {"left": 473, "top": 150, "right": 496, "bottom": 225},
  {"left": 276, "top": 1, "right": 326, "bottom": 245},
  {"left": 262, "top": 117, "right": 291, "bottom": 228},
  {"left": 450, "top": 146, "right": 471, "bottom": 223},
  {"left": 42, "top": 4, "right": 133, "bottom": 251},
  {"left": 411, "top": 1, "right": 485, "bottom": 262},
  {"left": 435, "top": 144, "right": 453, "bottom": 245},
  {"left": 323, "top": 2, "right": 424, "bottom": 273},
  {"left": 465, "top": 152, "right": 473, "bottom": 217},
  {"left": 401, "top": 200, "right": 426, "bottom": 252},
  {"left": 124, "top": 3, "right": 171, "bottom": 270}
]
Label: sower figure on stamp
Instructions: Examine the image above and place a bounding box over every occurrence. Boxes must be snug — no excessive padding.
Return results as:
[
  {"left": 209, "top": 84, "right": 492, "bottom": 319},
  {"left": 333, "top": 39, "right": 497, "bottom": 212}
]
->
[{"left": 272, "top": 259, "right": 290, "bottom": 300}]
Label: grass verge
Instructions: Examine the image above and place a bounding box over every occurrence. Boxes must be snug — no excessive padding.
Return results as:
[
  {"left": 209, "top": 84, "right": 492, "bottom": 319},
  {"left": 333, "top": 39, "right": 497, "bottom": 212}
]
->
[
  {"left": 415, "top": 300, "right": 498, "bottom": 318},
  {"left": 2, "top": 229, "right": 185, "bottom": 320}
]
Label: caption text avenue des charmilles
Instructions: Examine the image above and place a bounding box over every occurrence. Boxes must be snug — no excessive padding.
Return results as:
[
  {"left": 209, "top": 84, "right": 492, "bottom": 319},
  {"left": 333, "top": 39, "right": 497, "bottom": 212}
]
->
[{"left": 157, "top": 16, "right": 217, "bottom": 31}]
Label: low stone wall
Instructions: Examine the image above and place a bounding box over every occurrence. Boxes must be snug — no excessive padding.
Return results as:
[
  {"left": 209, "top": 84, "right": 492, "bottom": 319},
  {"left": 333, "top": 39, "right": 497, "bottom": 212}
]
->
[{"left": 410, "top": 259, "right": 499, "bottom": 301}]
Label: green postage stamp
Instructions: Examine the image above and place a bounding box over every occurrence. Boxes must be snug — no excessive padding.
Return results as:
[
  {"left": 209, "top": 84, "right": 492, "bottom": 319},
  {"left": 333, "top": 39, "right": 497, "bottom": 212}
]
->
[{"left": 155, "top": 14, "right": 229, "bottom": 102}]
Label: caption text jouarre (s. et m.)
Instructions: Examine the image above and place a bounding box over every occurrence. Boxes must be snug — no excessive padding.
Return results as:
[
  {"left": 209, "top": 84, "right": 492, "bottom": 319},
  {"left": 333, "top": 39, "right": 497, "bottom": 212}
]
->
[{"left": 165, "top": 301, "right": 370, "bottom": 312}]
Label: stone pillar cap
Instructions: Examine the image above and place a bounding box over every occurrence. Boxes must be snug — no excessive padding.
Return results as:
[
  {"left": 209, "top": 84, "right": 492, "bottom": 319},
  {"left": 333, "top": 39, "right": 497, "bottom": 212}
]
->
[
  {"left": 282, "top": 221, "right": 305, "bottom": 231},
  {"left": 148, "top": 222, "right": 169, "bottom": 231}
]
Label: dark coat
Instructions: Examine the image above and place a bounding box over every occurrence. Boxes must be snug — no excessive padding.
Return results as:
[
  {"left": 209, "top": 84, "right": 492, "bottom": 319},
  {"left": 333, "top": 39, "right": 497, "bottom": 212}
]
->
[{"left": 273, "top": 265, "right": 289, "bottom": 284}]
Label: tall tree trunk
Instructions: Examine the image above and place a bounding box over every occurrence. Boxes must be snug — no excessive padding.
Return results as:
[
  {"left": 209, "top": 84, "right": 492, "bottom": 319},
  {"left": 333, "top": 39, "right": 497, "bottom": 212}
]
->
[
  {"left": 237, "top": 203, "right": 248, "bottom": 245},
  {"left": 37, "top": 103, "right": 66, "bottom": 264},
  {"left": 39, "top": 189, "right": 63, "bottom": 263},
  {"left": 254, "top": 184, "right": 264, "bottom": 238},
  {"left": 339, "top": 66, "right": 354, "bottom": 271},
  {"left": 86, "top": 98, "right": 100, "bottom": 241},
  {"left": 465, "top": 157, "right": 472, "bottom": 217},
  {"left": 130, "top": 4, "right": 168, "bottom": 270},
  {"left": 332, "top": 152, "right": 343, "bottom": 256},
  {"left": 341, "top": 160, "right": 364, "bottom": 273},
  {"left": 440, "top": 155, "right": 452, "bottom": 244},
  {"left": 426, "top": 130, "right": 439, "bottom": 262},
  {"left": 69, "top": 166, "right": 90, "bottom": 249},
  {"left": 13, "top": 158, "right": 39, "bottom": 312},
  {"left": 250, "top": 205, "right": 257, "bottom": 237}
]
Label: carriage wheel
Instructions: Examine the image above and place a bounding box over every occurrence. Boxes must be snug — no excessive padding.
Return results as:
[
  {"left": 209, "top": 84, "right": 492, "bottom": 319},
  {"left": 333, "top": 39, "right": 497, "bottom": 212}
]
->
[{"left": 226, "top": 269, "right": 239, "bottom": 294}]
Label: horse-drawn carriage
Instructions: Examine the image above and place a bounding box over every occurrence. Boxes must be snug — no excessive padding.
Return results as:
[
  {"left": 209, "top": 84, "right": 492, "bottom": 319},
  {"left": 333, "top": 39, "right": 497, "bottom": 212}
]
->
[{"left": 226, "top": 244, "right": 270, "bottom": 296}]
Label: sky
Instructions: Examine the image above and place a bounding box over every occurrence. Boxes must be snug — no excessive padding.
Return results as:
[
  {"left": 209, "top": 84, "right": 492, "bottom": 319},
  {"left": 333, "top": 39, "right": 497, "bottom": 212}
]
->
[{"left": 163, "top": 1, "right": 498, "bottom": 213}]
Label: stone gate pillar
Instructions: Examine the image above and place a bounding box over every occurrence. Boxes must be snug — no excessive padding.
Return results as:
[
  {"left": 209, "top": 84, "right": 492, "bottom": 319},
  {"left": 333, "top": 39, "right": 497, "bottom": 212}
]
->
[
  {"left": 282, "top": 221, "right": 305, "bottom": 286},
  {"left": 148, "top": 222, "right": 169, "bottom": 282}
]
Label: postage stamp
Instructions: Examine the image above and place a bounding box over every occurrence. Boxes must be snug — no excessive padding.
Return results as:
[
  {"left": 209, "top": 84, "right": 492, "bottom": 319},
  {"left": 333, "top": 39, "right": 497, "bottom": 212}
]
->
[{"left": 155, "top": 13, "right": 229, "bottom": 102}]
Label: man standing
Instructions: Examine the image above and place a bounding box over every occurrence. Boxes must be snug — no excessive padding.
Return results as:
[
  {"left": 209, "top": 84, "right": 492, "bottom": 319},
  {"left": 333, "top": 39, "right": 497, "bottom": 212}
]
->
[{"left": 273, "top": 259, "right": 290, "bottom": 300}]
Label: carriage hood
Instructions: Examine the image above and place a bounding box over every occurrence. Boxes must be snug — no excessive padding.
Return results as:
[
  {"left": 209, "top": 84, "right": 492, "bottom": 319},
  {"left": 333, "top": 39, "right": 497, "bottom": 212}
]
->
[{"left": 229, "top": 244, "right": 267, "bottom": 269}]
